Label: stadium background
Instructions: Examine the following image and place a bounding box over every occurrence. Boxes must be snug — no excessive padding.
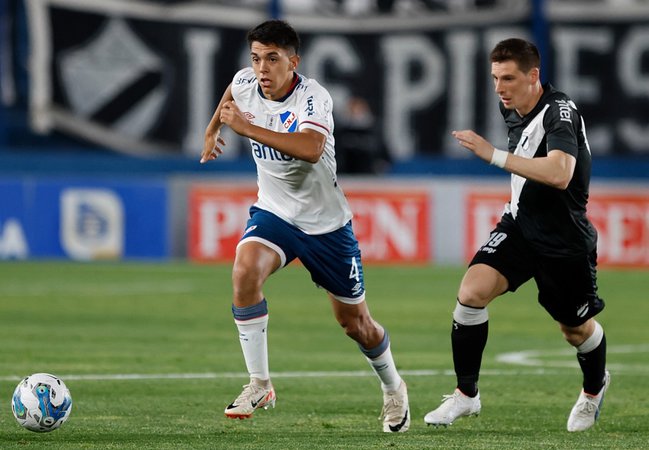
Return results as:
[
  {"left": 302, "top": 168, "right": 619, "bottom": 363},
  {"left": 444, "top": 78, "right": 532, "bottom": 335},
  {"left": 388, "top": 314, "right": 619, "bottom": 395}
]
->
[{"left": 1, "top": 0, "right": 648, "bottom": 267}]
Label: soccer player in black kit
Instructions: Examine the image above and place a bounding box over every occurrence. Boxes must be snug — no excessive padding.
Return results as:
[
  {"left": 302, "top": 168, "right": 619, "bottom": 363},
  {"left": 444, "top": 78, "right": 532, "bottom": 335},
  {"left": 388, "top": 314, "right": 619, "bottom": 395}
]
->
[{"left": 424, "top": 38, "right": 609, "bottom": 432}]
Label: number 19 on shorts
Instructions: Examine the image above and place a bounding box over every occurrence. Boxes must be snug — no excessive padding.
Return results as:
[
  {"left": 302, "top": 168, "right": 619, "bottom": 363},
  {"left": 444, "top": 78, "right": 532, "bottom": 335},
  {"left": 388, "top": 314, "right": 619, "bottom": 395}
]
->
[{"left": 480, "top": 232, "right": 507, "bottom": 254}]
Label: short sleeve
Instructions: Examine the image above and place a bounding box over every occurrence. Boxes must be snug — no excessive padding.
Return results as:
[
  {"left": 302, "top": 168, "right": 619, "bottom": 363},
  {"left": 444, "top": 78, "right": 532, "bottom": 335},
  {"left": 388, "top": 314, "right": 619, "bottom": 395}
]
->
[{"left": 544, "top": 99, "right": 579, "bottom": 158}]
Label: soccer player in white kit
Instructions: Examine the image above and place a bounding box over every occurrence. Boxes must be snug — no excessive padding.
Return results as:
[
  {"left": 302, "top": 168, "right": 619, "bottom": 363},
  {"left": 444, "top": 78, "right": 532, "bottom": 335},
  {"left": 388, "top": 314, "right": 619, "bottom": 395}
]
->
[{"left": 199, "top": 19, "right": 409, "bottom": 433}]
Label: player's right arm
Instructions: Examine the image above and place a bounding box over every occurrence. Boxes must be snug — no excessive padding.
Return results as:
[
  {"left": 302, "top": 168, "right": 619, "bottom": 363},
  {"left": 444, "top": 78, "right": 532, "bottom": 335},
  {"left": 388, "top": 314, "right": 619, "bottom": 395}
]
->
[
  {"left": 199, "top": 83, "right": 233, "bottom": 164},
  {"left": 219, "top": 99, "right": 326, "bottom": 164}
]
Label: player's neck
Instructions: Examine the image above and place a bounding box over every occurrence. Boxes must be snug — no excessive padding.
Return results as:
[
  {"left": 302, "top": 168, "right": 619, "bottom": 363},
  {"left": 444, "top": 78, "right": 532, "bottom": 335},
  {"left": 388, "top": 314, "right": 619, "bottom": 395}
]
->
[
  {"left": 516, "top": 83, "right": 544, "bottom": 117},
  {"left": 265, "top": 73, "right": 298, "bottom": 101}
]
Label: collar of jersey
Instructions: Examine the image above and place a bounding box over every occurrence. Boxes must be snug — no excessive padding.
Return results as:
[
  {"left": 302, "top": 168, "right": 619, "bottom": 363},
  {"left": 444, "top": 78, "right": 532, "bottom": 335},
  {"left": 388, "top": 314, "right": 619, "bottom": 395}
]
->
[{"left": 257, "top": 73, "right": 301, "bottom": 103}]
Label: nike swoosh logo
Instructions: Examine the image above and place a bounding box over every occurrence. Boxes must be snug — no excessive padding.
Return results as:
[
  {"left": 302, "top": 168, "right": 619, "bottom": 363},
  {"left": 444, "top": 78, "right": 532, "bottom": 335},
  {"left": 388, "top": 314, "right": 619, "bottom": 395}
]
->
[
  {"left": 388, "top": 410, "right": 409, "bottom": 432},
  {"left": 250, "top": 394, "right": 266, "bottom": 409}
]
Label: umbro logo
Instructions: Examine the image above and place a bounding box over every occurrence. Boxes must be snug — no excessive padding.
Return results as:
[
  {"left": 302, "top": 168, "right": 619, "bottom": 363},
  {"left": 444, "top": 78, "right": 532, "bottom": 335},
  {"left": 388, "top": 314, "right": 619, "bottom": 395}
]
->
[{"left": 244, "top": 225, "right": 258, "bottom": 235}]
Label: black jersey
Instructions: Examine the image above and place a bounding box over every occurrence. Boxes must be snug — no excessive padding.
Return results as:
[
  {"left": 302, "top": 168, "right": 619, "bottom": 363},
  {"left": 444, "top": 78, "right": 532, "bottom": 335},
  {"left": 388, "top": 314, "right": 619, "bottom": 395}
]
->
[{"left": 500, "top": 83, "right": 597, "bottom": 257}]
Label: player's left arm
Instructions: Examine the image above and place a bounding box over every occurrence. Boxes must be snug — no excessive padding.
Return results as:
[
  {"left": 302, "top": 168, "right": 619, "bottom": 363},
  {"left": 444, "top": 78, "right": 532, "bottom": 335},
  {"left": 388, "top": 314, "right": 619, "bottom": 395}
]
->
[
  {"left": 219, "top": 100, "right": 325, "bottom": 163},
  {"left": 500, "top": 148, "right": 575, "bottom": 190},
  {"left": 452, "top": 129, "right": 576, "bottom": 190}
]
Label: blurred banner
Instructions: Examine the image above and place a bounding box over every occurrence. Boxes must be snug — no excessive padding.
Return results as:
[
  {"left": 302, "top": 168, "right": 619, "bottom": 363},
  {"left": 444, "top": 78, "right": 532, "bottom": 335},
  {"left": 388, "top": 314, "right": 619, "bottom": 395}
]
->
[
  {"left": 23, "top": 1, "right": 649, "bottom": 160},
  {"left": 0, "top": 177, "right": 168, "bottom": 260},
  {"left": 466, "top": 188, "right": 649, "bottom": 268},
  {"left": 2, "top": 174, "right": 647, "bottom": 266},
  {"left": 187, "top": 183, "right": 432, "bottom": 264}
]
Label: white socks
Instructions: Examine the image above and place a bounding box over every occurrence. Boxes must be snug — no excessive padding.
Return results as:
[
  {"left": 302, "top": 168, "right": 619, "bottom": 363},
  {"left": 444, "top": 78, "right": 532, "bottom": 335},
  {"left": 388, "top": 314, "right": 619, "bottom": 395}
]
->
[
  {"left": 366, "top": 346, "right": 402, "bottom": 393},
  {"left": 235, "top": 315, "right": 270, "bottom": 381}
]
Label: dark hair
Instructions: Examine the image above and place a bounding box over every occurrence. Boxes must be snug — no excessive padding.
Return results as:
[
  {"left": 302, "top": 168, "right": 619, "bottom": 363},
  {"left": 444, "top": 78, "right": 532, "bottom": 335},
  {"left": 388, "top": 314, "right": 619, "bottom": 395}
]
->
[
  {"left": 246, "top": 20, "right": 300, "bottom": 55},
  {"left": 490, "top": 38, "right": 540, "bottom": 73}
]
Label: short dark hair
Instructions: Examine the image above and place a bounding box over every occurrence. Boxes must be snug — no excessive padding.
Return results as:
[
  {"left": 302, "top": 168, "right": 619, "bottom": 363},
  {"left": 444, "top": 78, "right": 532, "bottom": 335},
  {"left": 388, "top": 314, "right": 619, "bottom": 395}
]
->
[
  {"left": 246, "top": 20, "right": 300, "bottom": 55},
  {"left": 490, "top": 38, "right": 540, "bottom": 73}
]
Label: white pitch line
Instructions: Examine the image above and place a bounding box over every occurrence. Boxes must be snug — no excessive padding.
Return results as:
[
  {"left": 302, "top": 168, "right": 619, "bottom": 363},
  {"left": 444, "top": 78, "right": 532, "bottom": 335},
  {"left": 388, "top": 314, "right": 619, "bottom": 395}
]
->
[
  {"left": 0, "top": 368, "right": 572, "bottom": 383},
  {"left": 497, "top": 343, "right": 649, "bottom": 371},
  {"left": 3, "top": 344, "right": 646, "bottom": 382}
]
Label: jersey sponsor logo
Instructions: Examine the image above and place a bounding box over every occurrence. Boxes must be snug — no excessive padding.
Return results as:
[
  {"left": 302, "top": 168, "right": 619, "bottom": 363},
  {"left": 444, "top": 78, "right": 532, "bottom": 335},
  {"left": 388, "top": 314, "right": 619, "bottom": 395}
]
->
[
  {"left": 251, "top": 141, "right": 294, "bottom": 161},
  {"left": 555, "top": 99, "right": 573, "bottom": 123},
  {"left": 280, "top": 111, "right": 298, "bottom": 132},
  {"left": 305, "top": 96, "right": 315, "bottom": 117},
  {"left": 234, "top": 75, "right": 256, "bottom": 85}
]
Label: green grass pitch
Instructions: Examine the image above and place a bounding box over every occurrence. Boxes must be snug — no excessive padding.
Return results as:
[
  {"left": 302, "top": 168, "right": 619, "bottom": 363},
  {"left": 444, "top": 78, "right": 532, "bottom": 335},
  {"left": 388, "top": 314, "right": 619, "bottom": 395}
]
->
[{"left": 0, "top": 261, "right": 647, "bottom": 449}]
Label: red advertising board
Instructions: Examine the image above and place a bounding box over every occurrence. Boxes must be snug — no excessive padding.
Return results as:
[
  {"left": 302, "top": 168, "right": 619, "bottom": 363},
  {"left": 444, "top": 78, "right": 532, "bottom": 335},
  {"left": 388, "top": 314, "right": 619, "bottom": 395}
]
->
[
  {"left": 465, "top": 189, "right": 649, "bottom": 267},
  {"left": 346, "top": 190, "right": 431, "bottom": 264},
  {"left": 588, "top": 194, "right": 649, "bottom": 267},
  {"left": 188, "top": 185, "right": 431, "bottom": 264},
  {"left": 187, "top": 187, "right": 257, "bottom": 262}
]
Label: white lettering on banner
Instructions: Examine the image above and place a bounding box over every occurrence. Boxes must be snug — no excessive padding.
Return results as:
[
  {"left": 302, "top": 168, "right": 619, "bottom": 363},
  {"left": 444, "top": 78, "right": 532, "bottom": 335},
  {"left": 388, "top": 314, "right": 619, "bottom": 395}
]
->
[
  {"left": 183, "top": 29, "right": 220, "bottom": 155},
  {"left": 617, "top": 27, "right": 649, "bottom": 152},
  {"left": 553, "top": 28, "right": 612, "bottom": 102},
  {"left": 197, "top": 200, "right": 249, "bottom": 258},
  {"left": 302, "top": 36, "right": 359, "bottom": 118},
  {"left": 381, "top": 35, "right": 445, "bottom": 159},
  {"left": 350, "top": 199, "right": 421, "bottom": 260},
  {"left": 472, "top": 200, "right": 505, "bottom": 252},
  {"left": 0, "top": 219, "right": 29, "bottom": 259},
  {"left": 552, "top": 27, "right": 615, "bottom": 152},
  {"left": 444, "top": 31, "right": 478, "bottom": 156},
  {"left": 590, "top": 200, "right": 649, "bottom": 265},
  {"left": 468, "top": 191, "right": 649, "bottom": 267},
  {"left": 61, "top": 189, "right": 124, "bottom": 260}
]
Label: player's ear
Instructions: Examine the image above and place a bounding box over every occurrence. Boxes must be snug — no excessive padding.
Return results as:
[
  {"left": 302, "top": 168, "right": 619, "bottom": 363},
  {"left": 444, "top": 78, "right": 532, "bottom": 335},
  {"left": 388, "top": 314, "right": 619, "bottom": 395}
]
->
[
  {"left": 528, "top": 67, "right": 540, "bottom": 84},
  {"left": 289, "top": 54, "right": 300, "bottom": 71}
]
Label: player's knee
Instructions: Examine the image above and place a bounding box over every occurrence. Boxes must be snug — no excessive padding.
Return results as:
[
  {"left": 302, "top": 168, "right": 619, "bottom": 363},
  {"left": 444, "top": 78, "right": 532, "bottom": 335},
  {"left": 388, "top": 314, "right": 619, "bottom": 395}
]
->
[
  {"left": 231, "top": 264, "right": 264, "bottom": 301},
  {"left": 338, "top": 315, "right": 373, "bottom": 343},
  {"left": 457, "top": 283, "right": 492, "bottom": 307},
  {"left": 561, "top": 320, "right": 600, "bottom": 348}
]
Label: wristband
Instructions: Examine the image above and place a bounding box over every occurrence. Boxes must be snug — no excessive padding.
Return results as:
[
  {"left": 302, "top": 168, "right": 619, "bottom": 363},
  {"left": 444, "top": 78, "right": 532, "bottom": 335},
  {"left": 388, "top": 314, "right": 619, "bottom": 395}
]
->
[{"left": 490, "top": 148, "right": 508, "bottom": 168}]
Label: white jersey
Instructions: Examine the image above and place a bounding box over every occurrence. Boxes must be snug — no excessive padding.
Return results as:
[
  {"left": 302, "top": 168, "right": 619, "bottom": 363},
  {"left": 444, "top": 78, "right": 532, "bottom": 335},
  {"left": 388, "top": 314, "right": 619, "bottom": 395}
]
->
[{"left": 231, "top": 67, "right": 352, "bottom": 234}]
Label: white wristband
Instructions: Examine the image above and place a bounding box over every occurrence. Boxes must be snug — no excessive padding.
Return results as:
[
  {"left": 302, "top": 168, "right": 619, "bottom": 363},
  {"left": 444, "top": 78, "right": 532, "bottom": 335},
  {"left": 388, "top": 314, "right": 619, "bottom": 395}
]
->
[{"left": 490, "top": 148, "right": 508, "bottom": 168}]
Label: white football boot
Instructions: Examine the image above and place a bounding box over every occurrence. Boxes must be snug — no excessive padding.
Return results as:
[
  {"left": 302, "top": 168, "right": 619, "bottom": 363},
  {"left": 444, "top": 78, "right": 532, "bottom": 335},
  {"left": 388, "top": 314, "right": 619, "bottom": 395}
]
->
[
  {"left": 424, "top": 388, "right": 481, "bottom": 426},
  {"left": 380, "top": 380, "right": 410, "bottom": 432},
  {"left": 224, "top": 378, "right": 276, "bottom": 419},
  {"left": 567, "top": 370, "right": 611, "bottom": 432}
]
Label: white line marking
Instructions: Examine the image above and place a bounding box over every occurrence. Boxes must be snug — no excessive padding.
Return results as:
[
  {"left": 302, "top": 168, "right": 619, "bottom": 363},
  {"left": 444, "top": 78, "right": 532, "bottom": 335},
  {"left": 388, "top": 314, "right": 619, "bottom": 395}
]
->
[
  {"left": 0, "top": 368, "right": 574, "bottom": 383},
  {"left": 0, "top": 281, "right": 198, "bottom": 297},
  {"left": 496, "top": 343, "right": 649, "bottom": 372},
  {"left": 2, "top": 344, "right": 645, "bottom": 383}
]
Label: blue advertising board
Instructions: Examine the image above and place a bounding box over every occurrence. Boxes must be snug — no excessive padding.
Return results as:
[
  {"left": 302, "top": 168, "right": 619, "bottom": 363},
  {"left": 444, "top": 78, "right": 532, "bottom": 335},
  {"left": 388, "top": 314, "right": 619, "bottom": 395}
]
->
[{"left": 0, "top": 177, "right": 168, "bottom": 260}]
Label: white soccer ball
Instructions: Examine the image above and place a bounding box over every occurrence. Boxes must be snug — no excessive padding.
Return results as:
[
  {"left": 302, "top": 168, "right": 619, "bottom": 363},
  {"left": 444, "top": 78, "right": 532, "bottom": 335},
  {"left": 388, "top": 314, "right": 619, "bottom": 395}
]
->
[{"left": 11, "top": 373, "right": 73, "bottom": 432}]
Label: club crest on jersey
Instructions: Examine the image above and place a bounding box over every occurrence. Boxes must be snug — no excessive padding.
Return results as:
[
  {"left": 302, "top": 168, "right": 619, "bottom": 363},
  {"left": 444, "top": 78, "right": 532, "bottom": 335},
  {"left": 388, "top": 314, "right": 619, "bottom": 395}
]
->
[{"left": 280, "top": 111, "right": 298, "bottom": 132}]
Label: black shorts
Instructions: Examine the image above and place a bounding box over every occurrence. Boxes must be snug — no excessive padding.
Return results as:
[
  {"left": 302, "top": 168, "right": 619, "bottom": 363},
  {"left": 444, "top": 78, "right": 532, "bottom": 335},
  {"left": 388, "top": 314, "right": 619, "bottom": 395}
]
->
[{"left": 469, "top": 215, "right": 605, "bottom": 327}]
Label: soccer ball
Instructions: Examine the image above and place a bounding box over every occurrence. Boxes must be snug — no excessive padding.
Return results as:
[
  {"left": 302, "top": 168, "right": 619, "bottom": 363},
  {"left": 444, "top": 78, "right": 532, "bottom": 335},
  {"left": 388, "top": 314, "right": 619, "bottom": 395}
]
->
[{"left": 11, "top": 373, "right": 73, "bottom": 432}]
